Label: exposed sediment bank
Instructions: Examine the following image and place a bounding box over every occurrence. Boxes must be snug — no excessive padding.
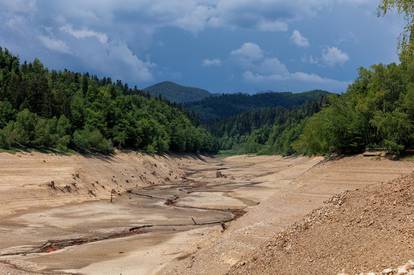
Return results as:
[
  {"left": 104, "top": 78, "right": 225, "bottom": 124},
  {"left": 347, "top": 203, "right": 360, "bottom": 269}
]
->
[{"left": 0, "top": 153, "right": 413, "bottom": 274}]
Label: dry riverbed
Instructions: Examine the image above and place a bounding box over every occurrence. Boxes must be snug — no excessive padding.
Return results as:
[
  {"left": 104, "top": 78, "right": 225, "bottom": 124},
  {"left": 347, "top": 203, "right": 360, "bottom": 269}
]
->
[{"left": 0, "top": 153, "right": 413, "bottom": 274}]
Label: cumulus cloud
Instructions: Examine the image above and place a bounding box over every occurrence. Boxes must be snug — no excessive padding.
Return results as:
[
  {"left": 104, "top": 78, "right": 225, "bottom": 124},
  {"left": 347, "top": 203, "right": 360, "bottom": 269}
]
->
[
  {"left": 231, "top": 42, "right": 349, "bottom": 91},
  {"left": 255, "top": 57, "right": 289, "bottom": 76},
  {"left": 60, "top": 25, "right": 108, "bottom": 44},
  {"left": 257, "top": 20, "right": 288, "bottom": 32},
  {"left": 302, "top": 55, "right": 319, "bottom": 64},
  {"left": 97, "top": 41, "right": 154, "bottom": 82},
  {"left": 291, "top": 30, "right": 309, "bottom": 47},
  {"left": 38, "top": 35, "right": 71, "bottom": 54},
  {"left": 231, "top": 42, "right": 264, "bottom": 62},
  {"left": 322, "top": 46, "right": 349, "bottom": 66},
  {"left": 291, "top": 72, "right": 345, "bottom": 85},
  {"left": 302, "top": 47, "right": 350, "bottom": 67},
  {"left": 0, "top": 0, "right": 371, "bottom": 89},
  {"left": 11, "top": 0, "right": 366, "bottom": 36},
  {"left": 0, "top": 0, "right": 36, "bottom": 14},
  {"left": 0, "top": 0, "right": 156, "bottom": 84},
  {"left": 202, "top": 58, "right": 222, "bottom": 67}
]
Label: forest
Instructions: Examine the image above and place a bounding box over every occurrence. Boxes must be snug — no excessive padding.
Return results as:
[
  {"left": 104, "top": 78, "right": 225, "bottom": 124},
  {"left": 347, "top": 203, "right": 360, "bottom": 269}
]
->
[
  {"left": 204, "top": 1, "right": 414, "bottom": 157},
  {"left": 211, "top": 59, "right": 414, "bottom": 156},
  {"left": 0, "top": 48, "right": 216, "bottom": 154},
  {"left": 2, "top": 37, "right": 414, "bottom": 157},
  {"left": 208, "top": 99, "right": 326, "bottom": 155},
  {"left": 1, "top": 0, "right": 413, "bottom": 157},
  {"left": 291, "top": 0, "right": 414, "bottom": 156},
  {"left": 185, "top": 90, "right": 330, "bottom": 123}
]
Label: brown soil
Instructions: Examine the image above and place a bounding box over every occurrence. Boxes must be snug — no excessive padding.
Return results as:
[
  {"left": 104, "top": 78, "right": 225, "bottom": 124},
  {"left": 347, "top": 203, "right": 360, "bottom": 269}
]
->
[
  {"left": 230, "top": 172, "right": 414, "bottom": 275},
  {"left": 0, "top": 151, "right": 189, "bottom": 219},
  {"left": 0, "top": 153, "right": 413, "bottom": 275},
  {"left": 161, "top": 156, "right": 414, "bottom": 275}
]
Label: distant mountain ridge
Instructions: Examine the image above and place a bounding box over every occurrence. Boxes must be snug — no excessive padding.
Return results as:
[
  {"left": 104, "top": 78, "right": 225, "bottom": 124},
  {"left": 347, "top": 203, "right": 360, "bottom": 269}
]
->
[
  {"left": 144, "top": 81, "right": 211, "bottom": 103},
  {"left": 184, "top": 90, "right": 332, "bottom": 123}
]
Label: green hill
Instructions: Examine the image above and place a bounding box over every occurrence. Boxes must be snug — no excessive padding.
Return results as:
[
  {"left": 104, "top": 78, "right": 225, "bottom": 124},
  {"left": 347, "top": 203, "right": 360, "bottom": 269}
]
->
[
  {"left": 185, "top": 90, "right": 331, "bottom": 123},
  {"left": 0, "top": 48, "right": 217, "bottom": 154},
  {"left": 144, "top": 81, "right": 211, "bottom": 103}
]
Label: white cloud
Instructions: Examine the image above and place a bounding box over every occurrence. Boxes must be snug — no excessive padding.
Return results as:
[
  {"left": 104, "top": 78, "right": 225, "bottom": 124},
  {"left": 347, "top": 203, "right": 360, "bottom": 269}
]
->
[
  {"left": 257, "top": 20, "right": 288, "bottom": 32},
  {"left": 0, "top": 0, "right": 378, "bottom": 38},
  {"left": 101, "top": 41, "right": 154, "bottom": 82},
  {"left": 0, "top": 0, "right": 36, "bottom": 14},
  {"left": 291, "top": 72, "right": 346, "bottom": 85},
  {"left": 60, "top": 25, "right": 108, "bottom": 44},
  {"left": 0, "top": 0, "right": 370, "bottom": 89},
  {"left": 202, "top": 58, "right": 222, "bottom": 67},
  {"left": 243, "top": 71, "right": 287, "bottom": 82},
  {"left": 11, "top": 0, "right": 361, "bottom": 36},
  {"left": 302, "top": 55, "right": 319, "bottom": 64},
  {"left": 291, "top": 30, "right": 309, "bottom": 47},
  {"left": 38, "top": 35, "right": 71, "bottom": 54},
  {"left": 245, "top": 69, "right": 349, "bottom": 90},
  {"left": 5, "top": 15, "right": 27, "bottom": 32},
  {"left": 322, "top": 46, "right": 349, "bottom": 66},
  {"left": 256, "top": 57, "right": 289, "bottom": 76},
  {"left": 0, "top": 1, "right": 156, "bottom": 84},
  {"left": 231, "top": 42, "right": 264, "bottom": 62},
  {"left": 231, "top": 42, "right": 349, "bottom": 91},
  {"left": 65, "top": 38, "right": 154, "bottom": 82},
  {"left": 175, "top": 5, "right": 216, "bottom": 33}
]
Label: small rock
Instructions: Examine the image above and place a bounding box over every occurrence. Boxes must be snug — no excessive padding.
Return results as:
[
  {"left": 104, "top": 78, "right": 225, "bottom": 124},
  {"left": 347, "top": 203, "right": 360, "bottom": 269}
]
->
[
  {"left": 63, "top": 185, "right": 72, "bottom": 192},
  {"left": 48, "top": 181, "right": 56, "bottom": 190},
  {"left": 405, "top": 260, "right": 414, "bottom": 270},
  {"left": 397, "top": 266, "right": 408, "bottom": 275},
  {"left": 216, "top": 171, "right": 226, "bottom": 178},
  {"left": 382, "top": 268, "right": 395, "bottom": 275}
]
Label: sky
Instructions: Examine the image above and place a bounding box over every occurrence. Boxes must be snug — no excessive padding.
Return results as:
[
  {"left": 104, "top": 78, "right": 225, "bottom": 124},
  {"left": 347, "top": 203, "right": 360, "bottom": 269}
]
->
[{"left": 0, "top": 0, "right": 406, "bottom": 93}]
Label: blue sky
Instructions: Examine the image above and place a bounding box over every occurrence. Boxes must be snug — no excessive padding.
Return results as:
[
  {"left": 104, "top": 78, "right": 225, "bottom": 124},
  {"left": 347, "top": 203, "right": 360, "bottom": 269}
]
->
[{"left": 0, "top": 0, "right": 405, "bottom": 93}]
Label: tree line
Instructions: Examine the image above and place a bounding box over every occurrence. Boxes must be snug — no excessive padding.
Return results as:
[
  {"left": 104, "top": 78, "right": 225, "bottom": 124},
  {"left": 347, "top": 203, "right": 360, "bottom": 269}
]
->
[
  {"left": 294, "top": 61, "right": 414, "bottom": 156},
  {"left": 0, "top": 48, "right": 217, "bottom": 154},
  {"left": 211, "top": 0, "right": 414, "bottom": 157},
  {"left": 209, "top": 100, "right": 326, "bottom": 155},
  {"left": 292, "top": 0, "right": 414, "bottom": 156},
  {"left": 214, "top": 60, "right": 414, "bottom": 157},
  {"left": 3, "top": 0, "right": 412, "bottom": 158},
  {"left": 185, "top": 90, "right": 330, "bottom": 123}
]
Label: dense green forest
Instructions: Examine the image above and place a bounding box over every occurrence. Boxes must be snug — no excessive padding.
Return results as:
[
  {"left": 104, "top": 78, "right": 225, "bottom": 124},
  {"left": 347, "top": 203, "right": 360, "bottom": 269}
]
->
[
  {"left": 144, "top": 81, "right": 211, "bottom": 103},
  {"left": 1, "top": 0, "right": 412, "bottom": 157},
  {"left": 290, "top": 0, "right": 414, "bottom": 156},
  {"left": 179, "top": 90, "right": 328, "bottom": 156},
  {"left": 202, "top": 1, "right": 414, "bottom": 157},
  {"left": 294, "top": 60, "right": 414, "bottom": 156},
  {"left": 208, "top": 99, "right": 326, "bottom": 155},
  {"left": 213, "top": 60, "right": 414, "bottom": 156},
  {"left": 184, "top": 90, "right": 331, "bottom": 123},
  {"left": 0, "top": 48, "right": 216, "bottom": 154}
]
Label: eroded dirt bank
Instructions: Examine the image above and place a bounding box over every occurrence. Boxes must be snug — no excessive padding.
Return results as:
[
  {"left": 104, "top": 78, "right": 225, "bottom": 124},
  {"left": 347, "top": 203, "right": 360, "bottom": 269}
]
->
[
  {"left": 0, "top": 152, "right": 190, "bottom": 219},
  {"left": 230, "top": 171, "right": 414, "bottom": 275},
  {"left": 161, "top": 156, "right": 414, "bottom": 275},
  {"left": 0, "top": 153, "right": 413, "bottom": 274}
]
